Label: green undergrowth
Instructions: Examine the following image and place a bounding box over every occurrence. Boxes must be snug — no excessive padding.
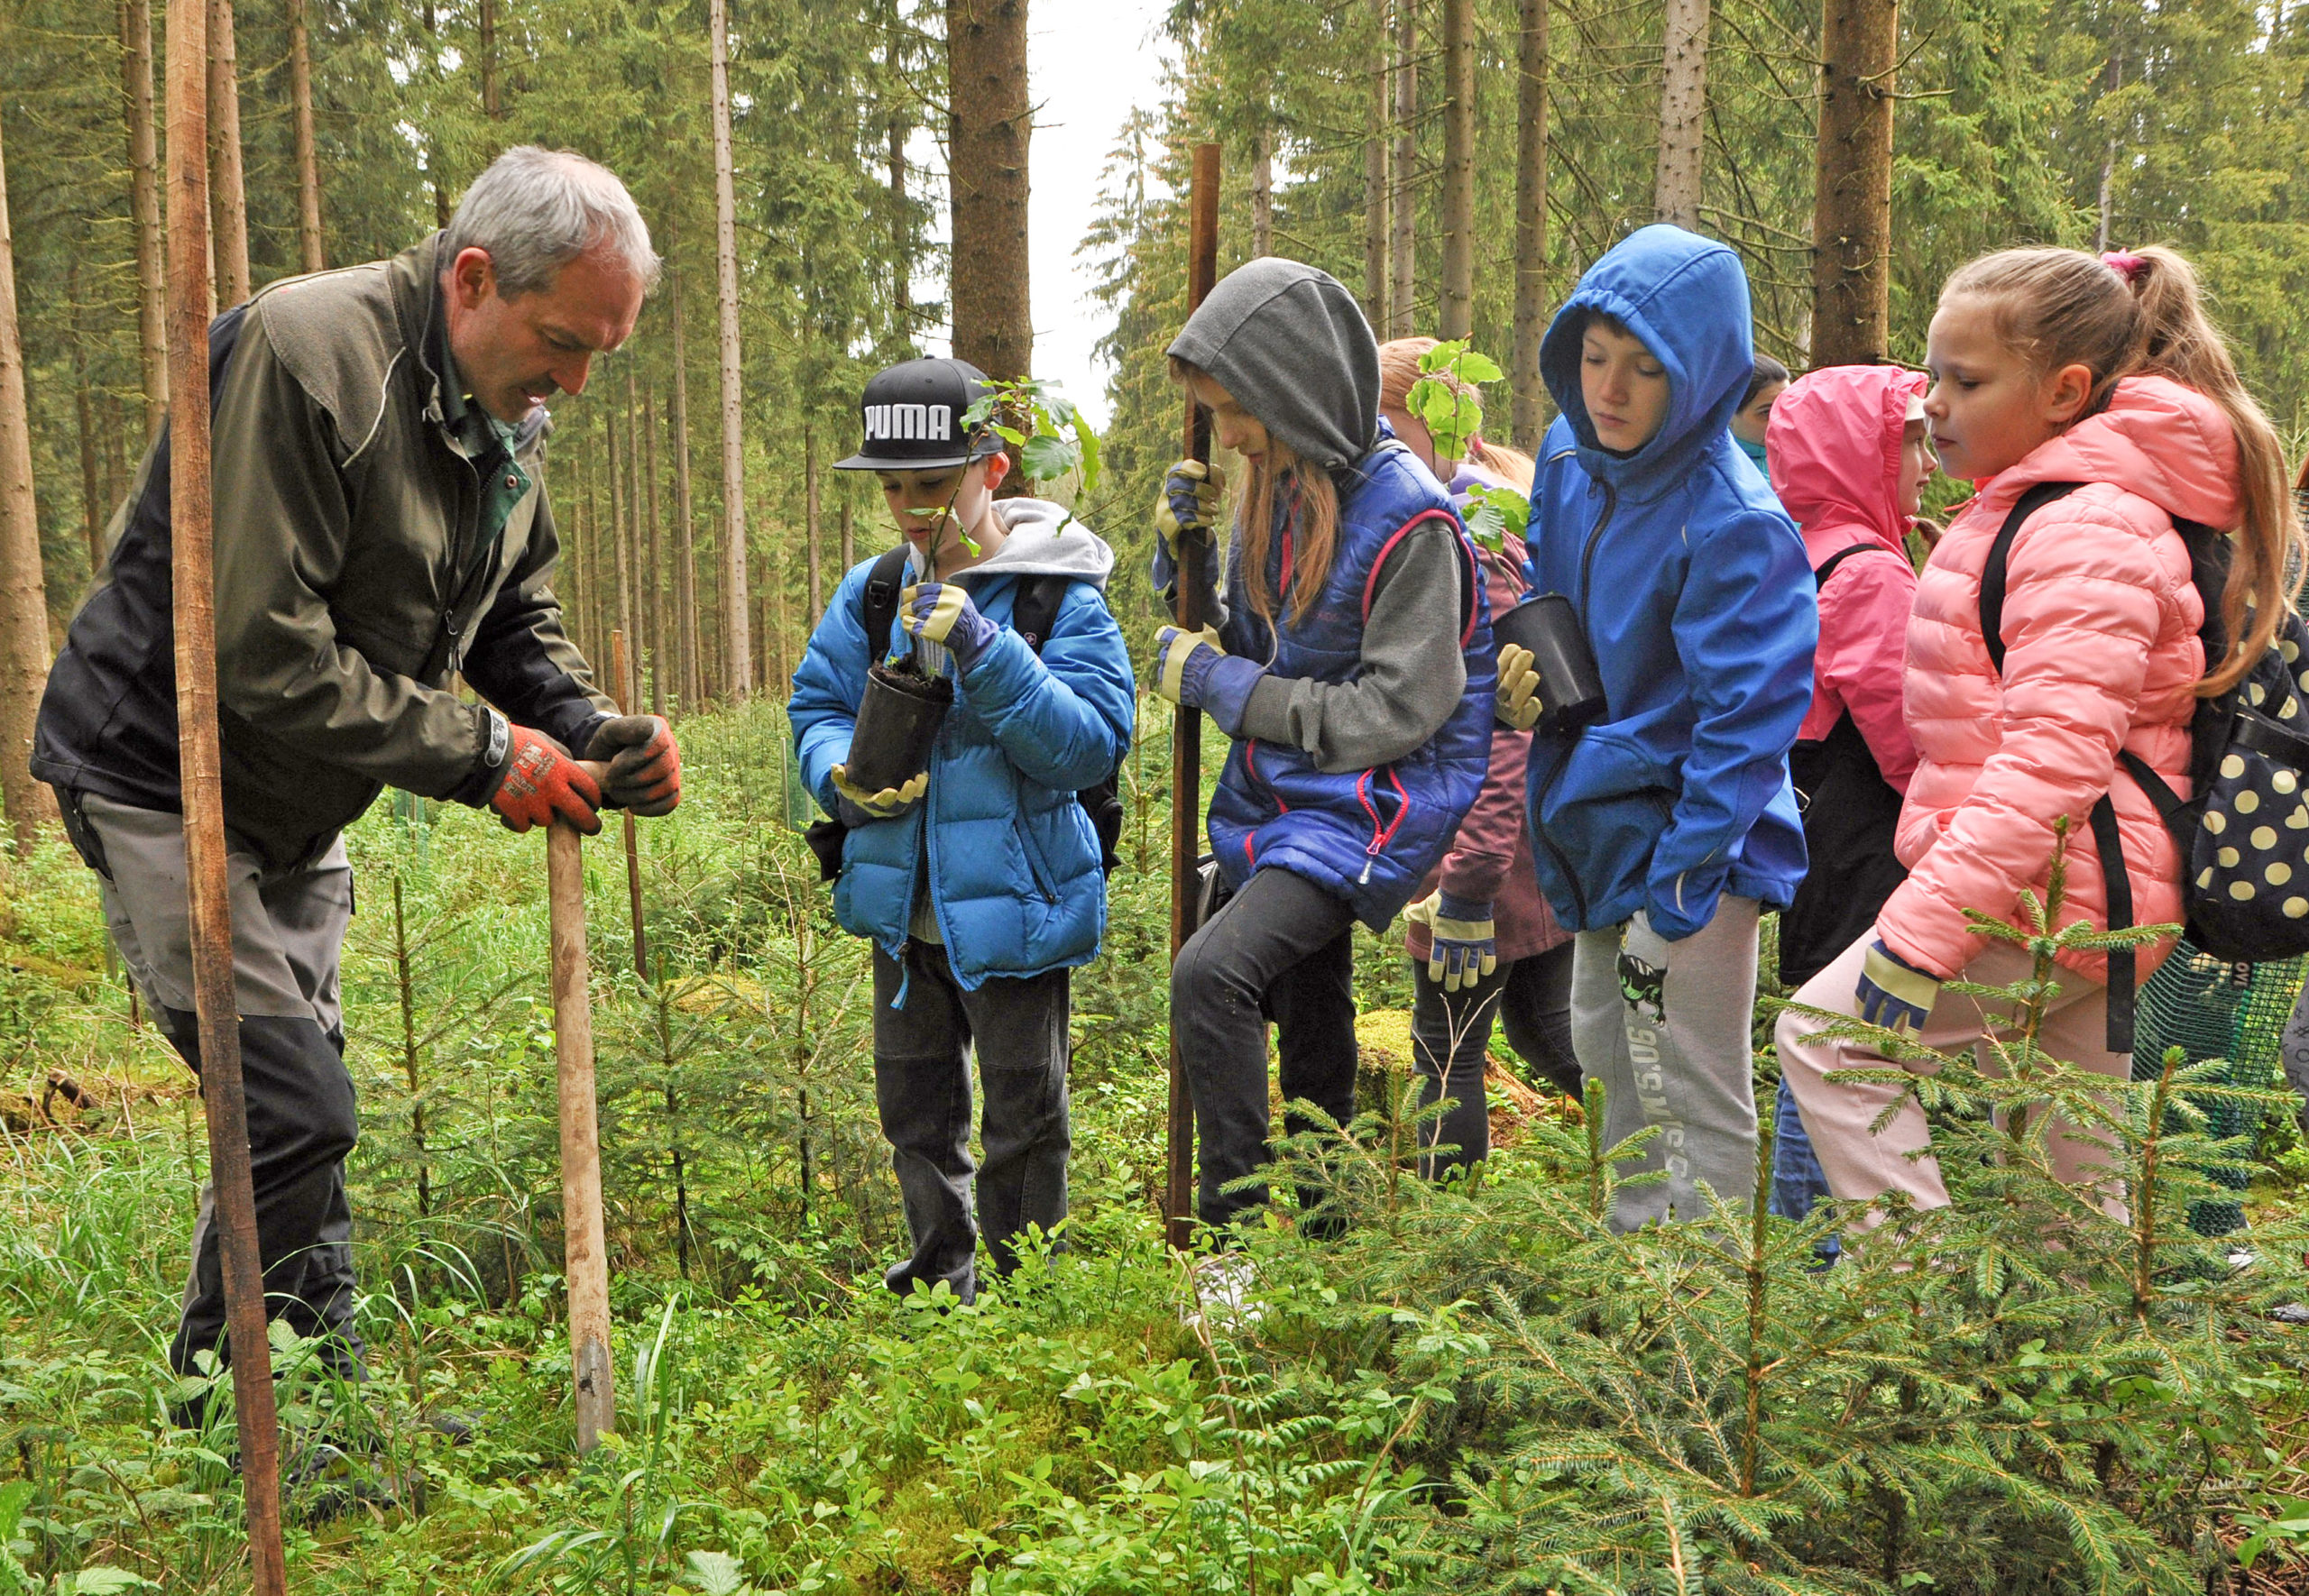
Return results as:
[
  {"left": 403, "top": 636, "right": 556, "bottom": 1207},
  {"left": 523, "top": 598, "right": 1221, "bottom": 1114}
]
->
[{"left": 0, "top": 707, "right": 2307, "bottom": 1592}]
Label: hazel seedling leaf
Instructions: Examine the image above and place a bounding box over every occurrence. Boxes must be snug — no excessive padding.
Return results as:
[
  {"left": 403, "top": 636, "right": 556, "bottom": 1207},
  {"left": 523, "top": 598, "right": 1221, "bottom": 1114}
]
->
[{"left": 1020, "top": 434, "right": 1078, "bottom": 481}]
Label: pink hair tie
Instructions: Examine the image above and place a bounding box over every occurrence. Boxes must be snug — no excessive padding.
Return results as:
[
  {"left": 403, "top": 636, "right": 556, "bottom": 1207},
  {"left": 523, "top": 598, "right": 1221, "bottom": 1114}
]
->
[{"left": 2102, "top": 249, "right": 2148, "bottom": 283}]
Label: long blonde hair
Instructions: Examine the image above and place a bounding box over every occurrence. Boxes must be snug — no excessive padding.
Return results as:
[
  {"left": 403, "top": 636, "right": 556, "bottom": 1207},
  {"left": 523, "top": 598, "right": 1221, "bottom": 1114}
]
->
[
  {"left": 1170, "top": 356, "right": 1343, "bottom": 625},
  {"left": 1375, "top": 336, "right": 1536, "bottom": 491},
  {"left": 1941, "top": 245, "right": 2302, "bottom": 694}
]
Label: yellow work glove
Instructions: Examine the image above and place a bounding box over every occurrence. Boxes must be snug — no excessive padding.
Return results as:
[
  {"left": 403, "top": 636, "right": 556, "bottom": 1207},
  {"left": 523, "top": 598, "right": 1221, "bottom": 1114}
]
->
[
  {"left": 1404, "top": 889, "right": 1499, "bottom": 993},
  {"left": 1156, "top": 459, "right": 1226, "bottom": 552},
  {"left": 1496, "top": 643, "right": 1543, "bottom": 731},
  {"left": 830, "top": 765, "right": 928, "bottom": 821}
]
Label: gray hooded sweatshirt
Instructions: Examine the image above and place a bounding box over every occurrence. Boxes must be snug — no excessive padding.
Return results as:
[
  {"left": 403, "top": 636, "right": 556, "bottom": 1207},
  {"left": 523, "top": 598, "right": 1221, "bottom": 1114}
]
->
[{"left": 1166, "top": 257, "right": 1467, "bottom": 775}]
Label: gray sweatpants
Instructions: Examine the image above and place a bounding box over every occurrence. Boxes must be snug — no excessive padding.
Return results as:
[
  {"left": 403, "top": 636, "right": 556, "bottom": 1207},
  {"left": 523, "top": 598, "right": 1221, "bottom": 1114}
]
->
[
  {"left": 65, "top": 793, "right": 364, "bottom": 1386},
  {"left": 1571, "top": 898, "right": 1762, "bottom": 1231}
]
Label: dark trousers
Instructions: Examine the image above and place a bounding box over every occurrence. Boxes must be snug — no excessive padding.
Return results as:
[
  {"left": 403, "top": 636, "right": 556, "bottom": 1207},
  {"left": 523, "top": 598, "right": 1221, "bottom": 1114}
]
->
[
  {"left": 870, "top": 940, "right": 1071, "bottom": 1303},
  {"left": 68, "top": 794, "right": 365, "bottom": 1385},
  {"left": 1409, "top": 940, "right": 1578, "bottom": 1178},
  {"left": 1172, "top": 867, "right": 1359, "bottom": 1232}
]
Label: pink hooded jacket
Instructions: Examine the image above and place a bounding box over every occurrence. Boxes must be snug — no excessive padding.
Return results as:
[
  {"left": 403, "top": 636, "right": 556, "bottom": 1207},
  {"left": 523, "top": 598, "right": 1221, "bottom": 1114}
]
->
[
  {"left": 1767, "top": 366, "right": 1927, "bottom": 793},
  {"left": 1878, "top": 374, "right": 2227, "bottom": 983}
]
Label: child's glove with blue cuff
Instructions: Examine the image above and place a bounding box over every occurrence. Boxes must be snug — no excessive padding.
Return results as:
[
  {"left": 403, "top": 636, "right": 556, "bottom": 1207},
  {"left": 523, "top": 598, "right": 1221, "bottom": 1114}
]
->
[
  {"left": 1406, "top": 890, "right": 1498, "bottom": 993},
  {"left": 1855, "top": 940, "right": 1940, "bottom": 1035},
  {"left": 1153, "top": 625, "right": 1265, "bottom": 736},
  {"left": 898, "top": 582, "right": 999, "bottom": 670}
]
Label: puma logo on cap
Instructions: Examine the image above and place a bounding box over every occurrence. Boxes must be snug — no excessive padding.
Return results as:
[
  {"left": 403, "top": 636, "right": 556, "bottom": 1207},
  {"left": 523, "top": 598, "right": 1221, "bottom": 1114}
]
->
[{"left": 863, "top": 403, "right": 953, "bottom": 443}]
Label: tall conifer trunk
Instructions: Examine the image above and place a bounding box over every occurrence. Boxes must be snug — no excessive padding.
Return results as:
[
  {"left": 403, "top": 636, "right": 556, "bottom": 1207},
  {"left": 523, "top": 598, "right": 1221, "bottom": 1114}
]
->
[
  {"left": 1810, "top": 0, "right": 1898, "bottom": 365},
  {"left": 886, "top": 0, "right": 912, "bottom": 328},
  {"left": 1388, "top": 0, "right": 1415, "bottom": 339},
  {"left": 1653, "top": 0, "right": 1711, "bottom": 230},
  {"left": 70, "top": 268, "right": 105, "bottom": 576},
  {"left": 670, "top": 271, "right": 702, "bottom": 709},
  {"left": 479, "top": 0, "right": 502, "bottom": 119},
  {"left": 1250, "top": 127, "right": 1273, "bottom": 259},
  {"left": 805, "top": 422, "right": 823, "bottom": 624},
  {"left": 946, "top": 0, "right": 1032, "bottom": 377},
  {"left": 0, "top": 121, "right": 58, "bottom": 849},
  {"left": 641, "top": 373, "right": 666, "bottom": 717},
  {"left": 288, "top": 0, "right": 324, "bottom": 272},
  {"left": 709, "top": 0, "right": 751, "bottom": 693},
  {"left": 1438, "top": 0, "right": 1475, "bottom": 339},
  {"left": 1363, "top": 0, "right": 1388, "bottom": 329},
  {"left": 121, "top": 0, "right": 168, "bottom": 433},
  {"left": 1512, "top": 0, "right": 1550, "bottom": 449},
  {"left": 207, "top": 0, "right": 251, "bottom": 307}
]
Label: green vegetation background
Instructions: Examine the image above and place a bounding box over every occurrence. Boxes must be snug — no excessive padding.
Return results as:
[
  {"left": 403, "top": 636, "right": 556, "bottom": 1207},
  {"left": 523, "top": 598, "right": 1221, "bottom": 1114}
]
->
[{"left": 2, "top": 701, "right": 2308, "bottom": 1593}]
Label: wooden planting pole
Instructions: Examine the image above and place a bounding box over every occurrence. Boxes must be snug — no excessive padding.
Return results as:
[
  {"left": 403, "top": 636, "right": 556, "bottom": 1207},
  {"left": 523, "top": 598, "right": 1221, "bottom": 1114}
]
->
[
  {"left": 547, "top": 780, "right": 615, "bottom": 1451},
  {"left": 609, "top": 628, "right": 648, "bottom": 974},
  {"left": 1165, "top": 142, "right": 1221, "bottom": 1252},
  {"left": 162, "top": 0, "right": 288, "bottom": 1583}
]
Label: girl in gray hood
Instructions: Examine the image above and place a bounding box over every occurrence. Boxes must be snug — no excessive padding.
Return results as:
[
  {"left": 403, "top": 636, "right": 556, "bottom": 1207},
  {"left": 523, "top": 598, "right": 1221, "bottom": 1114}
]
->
[{"left": 1152, "top": 259, "right": 1495, "bottom": 1241}]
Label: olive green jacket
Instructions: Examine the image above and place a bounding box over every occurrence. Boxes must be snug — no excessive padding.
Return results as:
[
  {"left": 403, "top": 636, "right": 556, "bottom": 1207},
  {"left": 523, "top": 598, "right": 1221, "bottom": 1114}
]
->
[{"left": 32, "top": 236, "right": 616, "bottom": 864}]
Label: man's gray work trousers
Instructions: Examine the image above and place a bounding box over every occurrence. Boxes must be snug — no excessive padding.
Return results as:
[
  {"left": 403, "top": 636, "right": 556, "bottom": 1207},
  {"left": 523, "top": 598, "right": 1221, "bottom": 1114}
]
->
[{"left": 64, "top": 793, "right": 365, "bottom": 1384}]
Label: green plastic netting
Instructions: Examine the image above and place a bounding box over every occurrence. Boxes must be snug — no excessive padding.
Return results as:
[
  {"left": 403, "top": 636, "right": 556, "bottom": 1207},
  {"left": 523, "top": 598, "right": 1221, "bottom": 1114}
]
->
[{"left": 2130, "top": 940, "right": 2304, "bottom": 1236}]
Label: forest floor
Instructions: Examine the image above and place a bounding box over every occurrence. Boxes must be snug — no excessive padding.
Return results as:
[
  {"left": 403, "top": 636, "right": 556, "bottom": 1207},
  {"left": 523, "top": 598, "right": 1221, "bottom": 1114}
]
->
[{"left": 3, "top": 702, "right": 2309, "bottom": 1595}]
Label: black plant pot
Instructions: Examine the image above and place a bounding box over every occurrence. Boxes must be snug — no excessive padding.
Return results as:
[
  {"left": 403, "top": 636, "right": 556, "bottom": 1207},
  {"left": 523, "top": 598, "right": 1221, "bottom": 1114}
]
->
[
  {"left": 1493, "top": 593, "right": 1607, "bottom": 735},
  {"left": 846, "top": 661, "right": 953, "bottom": 792}
]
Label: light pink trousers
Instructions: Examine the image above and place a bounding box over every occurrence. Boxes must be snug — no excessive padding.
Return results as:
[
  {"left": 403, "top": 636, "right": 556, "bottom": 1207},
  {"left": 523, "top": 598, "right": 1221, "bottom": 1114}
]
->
[{"left": 1775, "top": 932, "right": 2132, "bottom": 1210}]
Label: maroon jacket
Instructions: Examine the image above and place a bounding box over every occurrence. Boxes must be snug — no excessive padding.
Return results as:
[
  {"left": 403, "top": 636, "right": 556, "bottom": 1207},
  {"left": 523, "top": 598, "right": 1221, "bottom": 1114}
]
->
[{"left": 1404, "top": 503, "right": 1568, "bottom": 965}]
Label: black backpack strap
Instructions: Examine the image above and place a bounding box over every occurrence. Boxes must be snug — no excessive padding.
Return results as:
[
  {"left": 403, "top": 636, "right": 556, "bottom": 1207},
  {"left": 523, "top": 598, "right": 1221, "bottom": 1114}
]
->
[
  {"left": 859, "top": 546, "right": 912, "bottom": 661},
  {"left": 1010, "top": 573, "right": 1072, "bottom": 653},
  {"left": 1979, "top": 482, "right": 2085, "bottom": 674},
  {"left": 1813, "top": 542, "right": 1881, "bottom": 590},
  {"left": 2087, "top": 794, "right": 2138, "bottom": 1054}
]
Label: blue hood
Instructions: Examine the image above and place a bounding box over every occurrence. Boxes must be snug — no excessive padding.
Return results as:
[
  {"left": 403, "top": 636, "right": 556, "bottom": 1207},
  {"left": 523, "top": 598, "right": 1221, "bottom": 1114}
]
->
[{"left": 1539, "top": 225, "right": 1755, "bottom": 502}]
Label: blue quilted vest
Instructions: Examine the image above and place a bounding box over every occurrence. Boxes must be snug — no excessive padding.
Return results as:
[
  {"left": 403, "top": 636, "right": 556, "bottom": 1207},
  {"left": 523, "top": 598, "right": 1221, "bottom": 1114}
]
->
[{"left": 1206, "top": 444, "right": 1495, "bottom": 929}]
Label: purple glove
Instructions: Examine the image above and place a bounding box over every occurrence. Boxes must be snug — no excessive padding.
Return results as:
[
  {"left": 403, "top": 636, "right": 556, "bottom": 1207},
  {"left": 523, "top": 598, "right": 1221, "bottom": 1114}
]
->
[
  {"left": 899, "top": 582, "right": 1001, "bottom": 671},
  {"left": 1154, "top": 625, "right": 1265, "bottom": 736}
]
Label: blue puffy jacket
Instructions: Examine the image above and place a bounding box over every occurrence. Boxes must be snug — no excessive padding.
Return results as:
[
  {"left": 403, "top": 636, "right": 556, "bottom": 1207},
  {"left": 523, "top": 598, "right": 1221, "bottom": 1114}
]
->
[
  {"left": 788, "top": 501, "right": 1137, "bottom": 988},
  {"left": 1522, "top": 225, "right": 1817, "bottom": 940},
  {"left": 1208, "top": 442, "right": 1495, "bottom": 929}
]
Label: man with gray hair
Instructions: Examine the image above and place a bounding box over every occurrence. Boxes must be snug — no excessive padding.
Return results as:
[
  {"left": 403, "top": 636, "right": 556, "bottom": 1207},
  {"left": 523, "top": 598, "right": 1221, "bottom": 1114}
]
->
[{"left": 32, "top": 146, "right": 682, "bottom": 1470}]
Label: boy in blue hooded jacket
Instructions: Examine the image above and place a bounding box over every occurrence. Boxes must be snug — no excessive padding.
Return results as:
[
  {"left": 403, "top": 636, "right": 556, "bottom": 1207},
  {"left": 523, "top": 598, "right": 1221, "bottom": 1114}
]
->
[
  {"left": 788, "top": 357, "right": 1136, "bottom": 1303},
  {"left": 1499, "top": 226, "right": 1817, "bottom": 1231}
]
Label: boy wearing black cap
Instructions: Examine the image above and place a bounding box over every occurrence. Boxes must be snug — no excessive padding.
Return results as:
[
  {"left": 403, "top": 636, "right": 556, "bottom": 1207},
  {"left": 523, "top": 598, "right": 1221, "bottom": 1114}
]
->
[{"left": 788, "top": 357, "right": 1136, "bottom": 1303}]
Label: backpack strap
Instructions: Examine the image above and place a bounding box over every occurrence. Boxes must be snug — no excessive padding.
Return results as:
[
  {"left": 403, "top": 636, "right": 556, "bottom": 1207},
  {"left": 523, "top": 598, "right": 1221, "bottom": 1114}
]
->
[
  {"left": 1979, "top": 482, "right": 2135, "bottom": 1051},
  {"left": 1978, "top": 482, "right": 2084, "bottom": 674},
  {"left": 859, "top": 546, "right": 912, "bottom": 662},
  {"left": 1010, "top": 573, "right": 1073, "bottom": 653},
  {"left": 1813, "top": 542, "right": 1882, "bottom": 591}
]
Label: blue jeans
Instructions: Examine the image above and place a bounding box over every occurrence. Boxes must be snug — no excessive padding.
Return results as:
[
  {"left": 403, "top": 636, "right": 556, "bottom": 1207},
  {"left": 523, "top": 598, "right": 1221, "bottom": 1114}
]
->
[{"left": 1767, "top": 1076, "right": 1840, "bottom": 1261}]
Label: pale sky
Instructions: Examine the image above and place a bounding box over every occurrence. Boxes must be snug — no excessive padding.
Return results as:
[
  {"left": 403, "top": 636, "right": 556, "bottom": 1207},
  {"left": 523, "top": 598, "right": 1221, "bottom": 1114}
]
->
[{"left": 1025, "top": 2, "right": 1176, "bottom": 430}]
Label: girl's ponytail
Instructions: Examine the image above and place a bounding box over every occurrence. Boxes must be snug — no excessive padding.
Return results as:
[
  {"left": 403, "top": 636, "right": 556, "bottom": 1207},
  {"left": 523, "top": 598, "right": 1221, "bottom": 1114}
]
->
[
  {"left": 2115, "top": 246, "right": 2300, "bottom": 694},
  {"left": 1944, "top": 244, "right": 2303, "bottom": 695}
]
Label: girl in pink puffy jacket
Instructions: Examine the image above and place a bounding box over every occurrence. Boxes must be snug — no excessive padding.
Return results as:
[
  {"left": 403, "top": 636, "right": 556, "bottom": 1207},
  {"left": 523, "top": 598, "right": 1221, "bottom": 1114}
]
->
[{"left": 1778, "top": 244, "right": 2302, "bottom": 1217}]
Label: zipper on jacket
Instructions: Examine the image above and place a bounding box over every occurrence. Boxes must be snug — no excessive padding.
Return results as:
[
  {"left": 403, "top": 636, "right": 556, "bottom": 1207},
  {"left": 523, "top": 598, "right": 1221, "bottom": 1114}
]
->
[{"left": 1575, "top": 481, "right": 1618, "bottom": 630}]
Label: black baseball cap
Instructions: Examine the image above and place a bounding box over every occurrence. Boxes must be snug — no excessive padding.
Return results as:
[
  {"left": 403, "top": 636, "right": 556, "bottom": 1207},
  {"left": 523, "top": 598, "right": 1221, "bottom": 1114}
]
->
[{"left": 833, "top": 356, "right": 1004, "bottom": 472}]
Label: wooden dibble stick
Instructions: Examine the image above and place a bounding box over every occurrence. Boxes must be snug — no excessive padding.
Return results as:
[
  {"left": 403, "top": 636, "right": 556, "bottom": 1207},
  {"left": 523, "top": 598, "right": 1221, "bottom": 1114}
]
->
[
  {"left": 161, "top": 0, "right": 287, "bottom": 1584},
  {"left": 609, "top": 629, "right": 648, "bottom": 973},
  {"left": 547, "top": 766, "right": 617, "bottom": 1452},
  {"left": 1165, "top": 142, "right": 1222, "bottom": 1252}
]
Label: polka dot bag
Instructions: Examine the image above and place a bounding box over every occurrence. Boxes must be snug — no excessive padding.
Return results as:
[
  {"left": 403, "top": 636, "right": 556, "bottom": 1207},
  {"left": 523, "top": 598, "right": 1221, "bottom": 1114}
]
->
[
  {"left": 2139, "top": 607, "right": 2309, "bottom": 962},
  {"left": 1981, "top": 482, "right": 2309, "bottom": 1052}
]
